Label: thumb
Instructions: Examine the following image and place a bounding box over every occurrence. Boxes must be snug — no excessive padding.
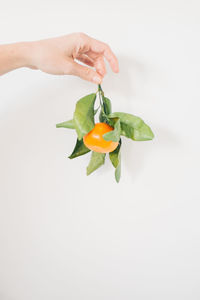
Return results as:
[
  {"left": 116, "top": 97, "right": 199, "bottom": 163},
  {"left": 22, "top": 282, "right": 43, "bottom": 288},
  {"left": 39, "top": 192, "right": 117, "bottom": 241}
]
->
[{"left": 70, "top": 61, "right": 103, "bottom": 84}]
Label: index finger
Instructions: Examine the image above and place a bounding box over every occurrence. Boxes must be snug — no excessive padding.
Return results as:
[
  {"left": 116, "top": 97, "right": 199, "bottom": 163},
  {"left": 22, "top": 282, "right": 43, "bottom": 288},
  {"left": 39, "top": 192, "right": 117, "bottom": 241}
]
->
[{"left": 88, "top": 38, "right": 119, "bottom": 73}]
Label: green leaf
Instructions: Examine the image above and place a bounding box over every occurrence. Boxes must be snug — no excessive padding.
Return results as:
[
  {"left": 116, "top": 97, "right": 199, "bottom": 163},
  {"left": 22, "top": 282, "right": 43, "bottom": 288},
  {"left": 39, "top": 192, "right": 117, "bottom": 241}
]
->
[
  {"left": 99, "top": 96, "right": 112, "bottom": 123},
  {"left": 120, "top": 121, "right": 154, "bottom": 141},
  {"left": 109, "top": 139, "right": 121, "bottom": 183},
  {"left": 102, "top": 96, "right": 112, "bottom": 115},
  {"left": 73, "top": 93, "right": 96, "bottom": 140},
  {"left": 99, "top": 111, "right": 107, "bottom": 123},
  {"left": 120, "top": 122, "right": 135, "bottom": 139},
  {"left": 109, "top": 112, "right": 154, "bottom": 142},
  {"left": 68, "top": 139, "right": 90, "bottom": 159},
  {"left": 103, "top": 118, "right": 121, "bottom": 142},
  {"left": 108, "top": 112, "right": 144, "bottom": 129},
  {"left": 115, "top": 156, "right": 121, "bottom": 183},
  {"left": 87, "top": 151, "right": 106, "bottom": 175},
  {"left": 133, "top": 123, "right": 154, "bottom": 141},
  {"left": 56, "top": 119, "right": 75, "bottom": 129}
]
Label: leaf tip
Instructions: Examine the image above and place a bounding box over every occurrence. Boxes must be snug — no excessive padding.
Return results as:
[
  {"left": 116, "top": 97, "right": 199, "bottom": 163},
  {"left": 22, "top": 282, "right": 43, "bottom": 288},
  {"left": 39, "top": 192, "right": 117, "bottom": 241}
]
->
[
  {"left": 115, "top": 169, "right": 121, "bottom": 183},
  {"left": 151, "top": 130, "right": 155, "bottom": 140},
  {"left": 86, "top": 168, "right": 91, "bottom": 176}
]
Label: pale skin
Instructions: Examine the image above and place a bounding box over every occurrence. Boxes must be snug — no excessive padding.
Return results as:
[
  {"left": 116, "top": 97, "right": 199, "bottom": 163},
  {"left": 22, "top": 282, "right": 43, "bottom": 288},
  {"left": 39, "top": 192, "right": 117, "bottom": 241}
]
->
[{"left": 0, "top": 32, "right": 119, "bottom": 83}]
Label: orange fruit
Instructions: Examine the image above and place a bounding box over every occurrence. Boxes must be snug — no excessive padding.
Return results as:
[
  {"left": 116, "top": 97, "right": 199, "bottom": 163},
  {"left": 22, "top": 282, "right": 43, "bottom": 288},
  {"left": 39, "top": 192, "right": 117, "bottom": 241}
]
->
[{"left": 83, "top": 122, "right": 119, "bottom": 153}]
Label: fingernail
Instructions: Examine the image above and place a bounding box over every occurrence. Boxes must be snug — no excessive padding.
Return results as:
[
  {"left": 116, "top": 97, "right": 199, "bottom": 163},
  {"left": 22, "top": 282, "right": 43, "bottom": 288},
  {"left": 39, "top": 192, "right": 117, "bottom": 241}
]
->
[
  {"left": 115, "top": 65, "right": 119, "bottom": 73},
  {"left": 93, "top": 76, "right": 102, "bottom": 84}
]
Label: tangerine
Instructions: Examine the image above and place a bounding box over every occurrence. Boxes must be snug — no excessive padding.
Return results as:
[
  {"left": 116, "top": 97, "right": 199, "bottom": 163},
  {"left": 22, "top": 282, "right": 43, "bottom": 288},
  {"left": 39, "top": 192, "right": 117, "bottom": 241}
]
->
[{"left": 83, "top": 122, "right": 118, "bottom": 153}]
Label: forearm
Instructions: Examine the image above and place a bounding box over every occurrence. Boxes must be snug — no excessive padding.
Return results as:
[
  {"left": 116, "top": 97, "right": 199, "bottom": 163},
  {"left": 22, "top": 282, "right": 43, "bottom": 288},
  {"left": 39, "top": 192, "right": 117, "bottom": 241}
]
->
[
  {"left": 0, "top": 42, "right": 31, "bottom": 75},
  {"left": 0, "top": 34, "right": 118, "bottom": 81}
]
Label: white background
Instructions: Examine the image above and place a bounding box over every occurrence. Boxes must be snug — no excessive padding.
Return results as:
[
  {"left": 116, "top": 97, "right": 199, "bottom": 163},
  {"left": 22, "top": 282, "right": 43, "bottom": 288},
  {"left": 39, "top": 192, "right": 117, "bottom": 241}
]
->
[{"left": 0, "top": 0, "right": 200, "bottom": 299}]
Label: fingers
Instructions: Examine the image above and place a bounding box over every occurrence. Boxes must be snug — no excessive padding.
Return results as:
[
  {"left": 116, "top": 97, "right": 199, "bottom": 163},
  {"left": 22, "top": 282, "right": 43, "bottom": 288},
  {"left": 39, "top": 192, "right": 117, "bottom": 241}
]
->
[
  {"left": 80, "top": 51, "right": 107, "bottom": 76},
  {"left": 104, "top": 46, "right": 119, "bottom": 73},
  {"left": 93, "top": 56, "right": 106, "bottom": 76},
  {"left": 70, "top": 61, "right": 103, "bottom": 84},
  {"left": 76, "top": 54, "right": 94, "bottom": 67},
  {"left": 87, "top": 38, "right": 119, "bottom": 73},
  {"left": 76, "top": 54, "right": 106, "bottom": 78}
]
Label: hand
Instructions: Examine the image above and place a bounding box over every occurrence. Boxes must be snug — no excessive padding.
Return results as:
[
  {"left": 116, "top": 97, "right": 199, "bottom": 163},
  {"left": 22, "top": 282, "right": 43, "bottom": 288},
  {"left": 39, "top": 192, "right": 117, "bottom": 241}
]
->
[{"left": 26, "top": 32, "right": 119, "bottom": 84}]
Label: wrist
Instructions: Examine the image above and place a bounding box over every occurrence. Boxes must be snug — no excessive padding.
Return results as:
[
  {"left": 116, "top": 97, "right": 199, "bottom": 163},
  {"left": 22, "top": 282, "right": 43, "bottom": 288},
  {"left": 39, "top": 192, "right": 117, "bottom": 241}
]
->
[
  {"left": 0, "top": 41, "right": 37, "bottom": 76},
  {"left": 14, "top": 41, "right": 36, "bottom": 69}
]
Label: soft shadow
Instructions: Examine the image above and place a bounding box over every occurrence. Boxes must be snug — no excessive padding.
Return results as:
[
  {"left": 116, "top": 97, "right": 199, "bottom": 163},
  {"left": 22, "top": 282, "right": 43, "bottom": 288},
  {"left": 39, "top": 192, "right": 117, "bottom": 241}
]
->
[
  {"left": 122, "top": 124, "right": 180, "bottom": 182},
  {"left": 102, "top": 55, "right": 148, "bottom": 103}
]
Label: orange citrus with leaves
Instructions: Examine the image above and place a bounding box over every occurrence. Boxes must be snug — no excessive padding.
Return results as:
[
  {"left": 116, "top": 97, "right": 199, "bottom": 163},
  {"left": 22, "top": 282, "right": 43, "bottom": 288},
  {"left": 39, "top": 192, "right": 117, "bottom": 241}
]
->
[{"left": 83, "top": 122, "right": 118, "bottom": 153}]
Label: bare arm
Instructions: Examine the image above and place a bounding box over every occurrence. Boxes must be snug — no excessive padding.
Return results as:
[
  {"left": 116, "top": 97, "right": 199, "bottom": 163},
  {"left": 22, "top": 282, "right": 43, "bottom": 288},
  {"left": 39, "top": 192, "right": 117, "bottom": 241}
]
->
[
  {"left": 0, "top": 42, "right": 31, "bottom": 75},
  {"left": 0, "top": 33, "right": 119, "bottom": 84}
]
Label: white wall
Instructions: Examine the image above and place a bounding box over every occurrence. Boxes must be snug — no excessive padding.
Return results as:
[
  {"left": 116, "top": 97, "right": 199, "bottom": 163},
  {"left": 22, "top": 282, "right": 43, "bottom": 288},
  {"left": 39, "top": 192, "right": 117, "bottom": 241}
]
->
[{"left": 0, "top": 1, "right": 200, "bottom": 299}]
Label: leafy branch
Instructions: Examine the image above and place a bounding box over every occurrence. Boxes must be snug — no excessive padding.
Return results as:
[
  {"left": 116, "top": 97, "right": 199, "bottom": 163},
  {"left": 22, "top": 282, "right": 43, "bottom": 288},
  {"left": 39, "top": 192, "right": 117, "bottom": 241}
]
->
[{"left": 56, "top": 85, "right": 154, "bottom": 182}]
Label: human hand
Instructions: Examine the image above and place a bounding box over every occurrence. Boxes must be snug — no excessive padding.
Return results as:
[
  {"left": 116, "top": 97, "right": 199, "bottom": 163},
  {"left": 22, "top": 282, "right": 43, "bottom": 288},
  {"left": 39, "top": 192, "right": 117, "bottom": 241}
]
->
[{"left": 25, "top": 32, "right": 119, "bottom": 84}]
